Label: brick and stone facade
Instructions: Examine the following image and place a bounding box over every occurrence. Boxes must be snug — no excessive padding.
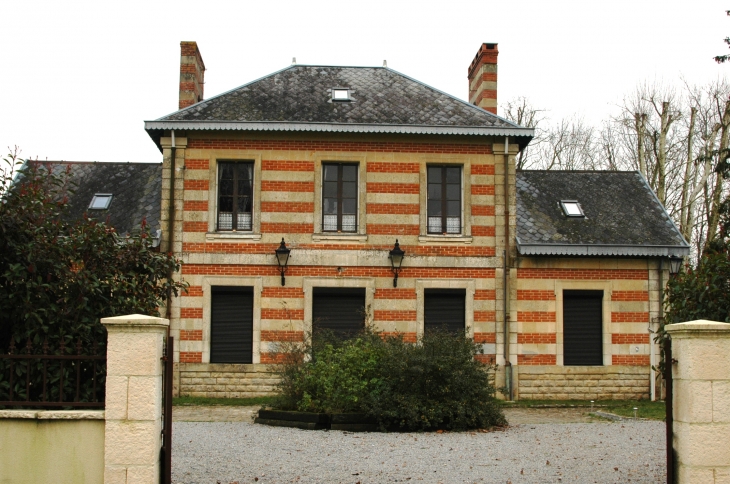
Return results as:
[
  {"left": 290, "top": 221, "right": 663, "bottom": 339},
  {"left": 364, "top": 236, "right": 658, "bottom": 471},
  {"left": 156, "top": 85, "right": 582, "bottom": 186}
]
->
[{"left": 147, "top": 42, "right": 687, "bottom": 400}]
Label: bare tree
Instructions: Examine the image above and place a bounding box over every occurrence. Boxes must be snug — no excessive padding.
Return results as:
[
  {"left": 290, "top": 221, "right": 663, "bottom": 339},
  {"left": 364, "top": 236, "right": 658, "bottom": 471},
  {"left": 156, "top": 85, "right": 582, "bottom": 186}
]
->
[{"left": 501, "top": 97, "right": 547, "bottom": 170}]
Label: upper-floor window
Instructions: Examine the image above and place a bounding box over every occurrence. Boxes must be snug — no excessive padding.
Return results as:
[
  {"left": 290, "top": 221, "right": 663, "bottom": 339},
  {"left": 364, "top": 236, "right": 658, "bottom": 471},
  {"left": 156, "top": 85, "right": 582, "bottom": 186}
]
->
[
  {"left": 322, "top": 163, "right": 358, "bottom": 233},
  {"left": 427, "top": 165, "right": 462, "bottom": 234},
  {"left": 218, "top": 161, "right": 253, "bottom": 231}
]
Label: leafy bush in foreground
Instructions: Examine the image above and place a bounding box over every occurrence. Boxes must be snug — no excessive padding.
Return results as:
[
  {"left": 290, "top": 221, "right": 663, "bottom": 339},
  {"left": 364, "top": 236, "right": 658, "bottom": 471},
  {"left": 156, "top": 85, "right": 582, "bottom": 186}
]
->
[{"left": 272, "top": 329, "right": 505, "bottom": 431}]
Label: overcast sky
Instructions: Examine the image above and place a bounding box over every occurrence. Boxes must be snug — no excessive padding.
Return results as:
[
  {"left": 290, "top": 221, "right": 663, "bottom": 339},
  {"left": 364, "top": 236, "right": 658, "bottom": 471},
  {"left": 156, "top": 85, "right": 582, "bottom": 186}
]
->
[{"left": 2, "top": 0, "right": 728, "bottom": 163}]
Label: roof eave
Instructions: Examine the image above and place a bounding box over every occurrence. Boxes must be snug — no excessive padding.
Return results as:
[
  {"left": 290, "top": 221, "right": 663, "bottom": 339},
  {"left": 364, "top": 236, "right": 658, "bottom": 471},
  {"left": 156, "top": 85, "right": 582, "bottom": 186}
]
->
[
  {"left": 144, "top": 121, "right": 534, "bottom": 152},
  {"left": 516, "top": 240, "right": 691, "bottom": 258}
]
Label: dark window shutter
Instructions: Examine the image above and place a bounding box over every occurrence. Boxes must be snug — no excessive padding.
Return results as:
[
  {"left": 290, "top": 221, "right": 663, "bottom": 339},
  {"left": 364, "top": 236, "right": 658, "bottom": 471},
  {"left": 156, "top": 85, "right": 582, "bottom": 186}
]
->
[
  {"left": 210, "top": 286, "right": 254, "bottom": 364},
  {"left": 563, "top": 290, "right": 603, "bottom": 366},
  {"left": 312, "top": 287, "right": 366, "bottom": 338},
  {"left": 424, "top": 289, "right": 466, "bottom": 333}
]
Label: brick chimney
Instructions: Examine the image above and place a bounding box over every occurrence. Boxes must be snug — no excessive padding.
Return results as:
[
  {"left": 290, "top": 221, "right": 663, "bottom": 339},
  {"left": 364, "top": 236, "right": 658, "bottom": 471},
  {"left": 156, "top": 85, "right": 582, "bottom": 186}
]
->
[
  {"left": 179, "top": 41, "right": 206, "bottom": 110},
  {"left": 468, "top": 43, "right": 498, "bottom": 114}
]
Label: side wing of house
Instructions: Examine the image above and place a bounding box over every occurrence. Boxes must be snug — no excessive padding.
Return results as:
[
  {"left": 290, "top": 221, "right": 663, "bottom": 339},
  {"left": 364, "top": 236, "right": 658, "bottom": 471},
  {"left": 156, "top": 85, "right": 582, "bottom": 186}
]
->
[{"left": 512, "top": 171, "right": 689, "bottom": 400}]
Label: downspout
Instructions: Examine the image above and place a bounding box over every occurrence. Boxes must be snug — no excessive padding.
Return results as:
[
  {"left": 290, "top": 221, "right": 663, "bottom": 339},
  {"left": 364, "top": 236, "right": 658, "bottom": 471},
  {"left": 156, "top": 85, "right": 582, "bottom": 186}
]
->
[
  {"left": 164, "top": 130, "right": 177, "bottom": 323},
  {"left": 652, "top": 258, "right": 664, "bottom": 401},
  {"left": 503, "top": 137, "right": 512, "bottom": 400}
]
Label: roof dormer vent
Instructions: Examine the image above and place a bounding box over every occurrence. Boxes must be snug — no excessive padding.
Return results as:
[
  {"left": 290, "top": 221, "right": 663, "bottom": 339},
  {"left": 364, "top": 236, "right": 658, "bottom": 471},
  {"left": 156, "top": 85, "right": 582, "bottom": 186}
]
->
[
  {"left": 560, "top": 200, "right": 584, "bottom": 217},
  {"left": 89, "top": 194, "right": 113, "bottom": 210},
  {"left": 331, "top": 88, "right": 351, "bottom": 101}
]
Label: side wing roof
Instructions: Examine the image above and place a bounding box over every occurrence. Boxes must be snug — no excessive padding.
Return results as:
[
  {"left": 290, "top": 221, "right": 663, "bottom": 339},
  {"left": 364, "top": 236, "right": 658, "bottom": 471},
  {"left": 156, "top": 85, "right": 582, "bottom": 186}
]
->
[{"left": 516, "top": 170, "right": 690, "bottom": 257}]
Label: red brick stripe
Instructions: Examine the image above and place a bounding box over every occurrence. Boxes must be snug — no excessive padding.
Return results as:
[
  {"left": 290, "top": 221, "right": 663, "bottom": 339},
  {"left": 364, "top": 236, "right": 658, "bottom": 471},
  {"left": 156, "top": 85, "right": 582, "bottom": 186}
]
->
[
  {"left": 374, "top": 288, "right": 416, "bottom": 299},
  {"left": 471, "top": 205, "right": 495, "bottom": 216},
  {"left": 367, "top": 182, "right": 420, "bottom": 194},
  {"left": 475, "top": 354, "right": 496, "bottom": 364},
  {"left": 471, "top": 164, "right": 495, "bottom": 175},
  {"left": 611, "top": 312, "right": 649, "bottom": 323},
  {"left": 518, "top": 269, "right": 647, "bottom": 280},
  {"left": 261, "top": 308, "right": 304, "bottom": 320},
  {"left": 518, "top": 311, "right": 556, "bottom": 322},
  {"left": 184, "top": 286, "right": 203, "bottom": 297},
  {"left": 261, "top": 331, "right": 304, "bottom": 342},
  {"left": 183, "top": 200, "right": 208, "bottom": 212},
  {"left": 474, "top": 333, "right": 496, "bottom": 343},
  {"left": 261, "top": 181, "right": 314, "bottom": 192},
  {"left": 517, "top": 290, "right": 556, "bottom": 301},
  {"left": 374, "top": 310, "right": 417, "bottom": 321},
  {"left": 180, "top": 308, "right": 203, "bottom": 319},
  {"left": 366, "top": 203, "right": 420, "bottom": 215},
  {"left": 260, "top": 223, "right": 313, "bottom": 233},
  {"left": 474, "top": 311, "right": 496, "bottom": 322},
  {"left": 184, "top": 180, "right": 209, "bottom": 191},
  {"left": 185, "top": 159, "right": 209, "bottom": 170},
  {"left": 472, "top": 226, "right": 495, "bottom": 236},
  {"left": 182, "top": 264, "right": 495, "bottom": 279},
  {"left": 262, "top": 160, "right": 314, "bottom": 171},
  {"left": 367, "top": 224, "right": 420, "bottom": 235},
  {"left": 260, "top": 353, "right": 288, "bottom": 364},
  {"left": 612, "top": 334, "right": 650, "bottom": 344},
  {"left": 180, "top": 352, "right": 202, "bottom": 363},
  {"left": 260, "top": 201, "right": 314, "bottom": 213},
  {"left": 180, "top": 330, "right": 203, "bottom": 341},
  {"left": 261, "top": 287, "right": 304, "bottom": 298},
  {"left": 612, "top": 355, "right": 650, "bottom": 366},
  {"left": 518, "top": 333, "right": 557, "bottom": 344},
  {"left": 611, "top": 291, "right": 649, "bottom": 301},
  {"left": 367, "top": 162, "right": 420, "bottom": 173},
  {"left": 471, "top": 185, "right": 495, "bottom": 195},
  {"left": 474, "top": 290, "right": 496, "bottom": 300},
  {"left": 183, "top": 222, "right": 208, "bottom": 233}
]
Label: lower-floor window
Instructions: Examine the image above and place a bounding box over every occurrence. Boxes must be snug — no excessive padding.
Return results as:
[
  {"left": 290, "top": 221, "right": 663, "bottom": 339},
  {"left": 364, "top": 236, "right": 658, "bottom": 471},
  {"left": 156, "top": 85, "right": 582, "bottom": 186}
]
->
[
  {"left": 563, "top": 290, "right": 603, "bottom": 366},
  {"left": 424, "top": 288, "right": 466, "bottom": 333},
  {"left": 312, "top": 287, "right": 366, "bottom": 339},
  {"left": 210, "top": 286, "right": 254, "bottom": 364}
]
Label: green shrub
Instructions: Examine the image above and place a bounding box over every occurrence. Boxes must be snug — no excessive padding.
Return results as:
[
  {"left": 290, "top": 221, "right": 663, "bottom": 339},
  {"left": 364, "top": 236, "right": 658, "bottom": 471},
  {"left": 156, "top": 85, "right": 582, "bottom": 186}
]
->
[
  {"left": 369, "top": 330, "right": 505, "bottom": 431},
  {"left": 272, "top": 329, "right": 506, "bottom": 431}
]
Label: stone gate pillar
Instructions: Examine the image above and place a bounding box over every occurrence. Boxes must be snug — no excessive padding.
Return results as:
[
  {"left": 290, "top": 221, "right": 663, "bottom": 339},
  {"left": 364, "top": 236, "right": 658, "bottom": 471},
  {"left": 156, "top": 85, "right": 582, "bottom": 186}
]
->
[
  {"left": 102, "top": 314, "right": 169, "bottom": 484},
  {"left": 665, "top": 320, "right": 730, "bottom": 483}
]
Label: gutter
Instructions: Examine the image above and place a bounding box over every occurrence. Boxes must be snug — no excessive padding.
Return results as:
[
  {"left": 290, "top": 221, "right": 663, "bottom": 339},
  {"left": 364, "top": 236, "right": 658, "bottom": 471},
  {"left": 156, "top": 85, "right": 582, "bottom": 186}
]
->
[
  {"left": 503, "top": 137, "right": 512, "bottom": 400},
  {"left": 515, "top": 240, "right": 690, "bottom": 258},
  {"left": 164, "top": 131, "right": 176, "bottom": 322}
]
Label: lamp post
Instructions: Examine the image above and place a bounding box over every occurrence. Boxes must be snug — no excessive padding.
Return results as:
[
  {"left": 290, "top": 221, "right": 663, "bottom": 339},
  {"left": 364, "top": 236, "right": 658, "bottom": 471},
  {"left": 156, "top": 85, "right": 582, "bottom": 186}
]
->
[
  {"left": 668, "top": 255, "right": 683, "bottom": 277},
  {"left": 389, "top": 239, "right": 405, "bottom": 288},
  {"left": 275, "top": 238, "right": 291, "bottom": 286}
]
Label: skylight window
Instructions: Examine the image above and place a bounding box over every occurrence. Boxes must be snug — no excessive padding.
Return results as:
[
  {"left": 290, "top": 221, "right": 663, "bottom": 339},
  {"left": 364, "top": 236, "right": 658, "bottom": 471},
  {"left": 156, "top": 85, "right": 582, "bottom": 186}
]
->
[
  {"left": 332, "top": 88, "right": 350, "bottom": 101},
  {"left": 560, "top": 200, "right": 584, "bottom": 217},
  {"left": 89, "top": 194, "right": 112, "bottom": 210}
]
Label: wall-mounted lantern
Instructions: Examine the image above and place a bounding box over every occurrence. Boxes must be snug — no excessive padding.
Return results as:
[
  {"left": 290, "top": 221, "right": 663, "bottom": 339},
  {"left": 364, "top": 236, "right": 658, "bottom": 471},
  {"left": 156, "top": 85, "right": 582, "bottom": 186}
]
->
[
  {"left": 275, "top": 238, "right": 291, "bottom": 286},
  {"left": 389, "top": 239, "right": 405, "bottom": 287},
  {"left": 668, "top": 255, "right": 683, "bottom": 276}
]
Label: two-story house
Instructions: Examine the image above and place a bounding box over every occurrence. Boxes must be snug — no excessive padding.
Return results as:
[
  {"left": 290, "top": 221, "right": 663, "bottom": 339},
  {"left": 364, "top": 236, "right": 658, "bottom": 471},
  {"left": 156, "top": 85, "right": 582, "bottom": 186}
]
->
[{"left": 144, "top": 42, "right": 689, "bottom": 400}]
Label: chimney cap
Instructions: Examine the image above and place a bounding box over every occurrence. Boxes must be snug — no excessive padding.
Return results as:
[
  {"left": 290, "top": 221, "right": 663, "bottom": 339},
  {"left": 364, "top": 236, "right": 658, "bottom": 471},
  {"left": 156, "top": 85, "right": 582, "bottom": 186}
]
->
[{"left": 468, "top": 42, "right": 499, "bottom": 80}]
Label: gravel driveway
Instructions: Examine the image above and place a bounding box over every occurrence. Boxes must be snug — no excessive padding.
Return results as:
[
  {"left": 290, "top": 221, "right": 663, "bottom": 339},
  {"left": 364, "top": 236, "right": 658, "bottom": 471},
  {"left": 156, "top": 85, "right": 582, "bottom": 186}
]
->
[{"left": 172, "top": 407, "right": 665, "bottom": 484}]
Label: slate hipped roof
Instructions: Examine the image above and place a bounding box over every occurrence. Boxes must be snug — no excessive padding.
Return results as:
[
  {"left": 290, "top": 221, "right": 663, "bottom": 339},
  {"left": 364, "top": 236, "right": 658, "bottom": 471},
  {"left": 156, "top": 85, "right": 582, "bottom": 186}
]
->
[
  {"left": 516, "top": 171, "right": 690, "bottom": 257},
  {"left": 145, "top": 65, "right": 533, "bottom": 150},
  {"left": 36, "top": 162, "right": 162, "bottom": 237}
]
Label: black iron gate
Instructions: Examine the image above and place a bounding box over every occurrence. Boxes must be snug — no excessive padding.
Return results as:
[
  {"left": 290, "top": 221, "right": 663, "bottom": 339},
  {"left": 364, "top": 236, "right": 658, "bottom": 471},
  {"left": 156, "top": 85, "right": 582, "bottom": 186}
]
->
[
  {"left": 664, "top": 337, "right": 674, "bottom": 484},
  {"left": 161, "top": 336, "right": 174, "bottom": 484}
]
